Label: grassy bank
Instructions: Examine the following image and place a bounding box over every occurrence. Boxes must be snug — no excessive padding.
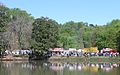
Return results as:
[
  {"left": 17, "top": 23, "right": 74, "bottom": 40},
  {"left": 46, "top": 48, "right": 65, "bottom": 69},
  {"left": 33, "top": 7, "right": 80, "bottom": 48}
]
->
[
  {"left": 0, "top": 56, "right": 29, "bottom": 61},
  {"left": 48, "top": 56, "right": 120, "bottom": 63}
]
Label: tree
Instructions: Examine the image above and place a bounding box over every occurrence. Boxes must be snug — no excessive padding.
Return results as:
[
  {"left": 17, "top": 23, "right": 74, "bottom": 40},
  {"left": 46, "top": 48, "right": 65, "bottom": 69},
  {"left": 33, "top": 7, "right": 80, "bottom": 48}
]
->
[
  {"left": 5, "top": 8, "right": 34, "bottom": 50},
  {"left": 0, "top": 4, "right": 10, "bottom": 53},
  {"left": 116, "top": 31, "right": 120, "bottom": 52},
  {"left": 31, "top": 17, "right": 59, "bottom": 53},
  {"left": 96, "top": 19, "right": 120, "bottom": 50},
  {"left": 58, "top": 21, "right": 86, "bottom": 49},
  {"left": 0, "top": 3, "right": 10, "bottom": 31}
]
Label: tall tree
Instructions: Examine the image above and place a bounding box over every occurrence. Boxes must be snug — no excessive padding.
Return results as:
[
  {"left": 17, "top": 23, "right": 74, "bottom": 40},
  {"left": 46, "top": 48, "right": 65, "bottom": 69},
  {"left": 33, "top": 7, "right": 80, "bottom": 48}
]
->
[
  {"left": 116, "top": 31, "right": 120, "bottom": 52},
  {"left": 0, "top": 3, "right": 10, "bottom": 52},
  {"left": 31, "top": 17, "right": 59, "bottom": 52},
  {"left": 5, "top": 8, "right": 34, "bottom": 50}
]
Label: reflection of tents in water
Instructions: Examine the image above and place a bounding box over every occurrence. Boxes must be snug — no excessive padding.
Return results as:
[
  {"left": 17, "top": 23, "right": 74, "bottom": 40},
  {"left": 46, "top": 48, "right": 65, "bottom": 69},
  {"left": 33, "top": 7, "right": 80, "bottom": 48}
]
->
[
  {"left": 102, "top": 63, "right": 113, "bottom": 72},
  {"left": 83, "top": 66, "right": 99, "bottom": 72},
  {"left": 49, "top": 65, "right": 64, "bottom": 71},
  {"left": 69, "top": 66, "right": 77, "bottom": 71}
]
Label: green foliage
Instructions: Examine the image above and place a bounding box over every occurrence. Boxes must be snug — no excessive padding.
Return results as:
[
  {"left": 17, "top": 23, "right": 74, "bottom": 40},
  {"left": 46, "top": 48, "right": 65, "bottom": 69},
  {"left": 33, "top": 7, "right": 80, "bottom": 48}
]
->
[
  {"left": 6, "top": 8, "right": 34, "bottom": 50},
  {"left": 0, "top": 5, "right": 10, "bottom": 32},
  {"left": 59, "top": 21, "right": 85, "bottom": 48},
  {"left": 96, "top": 20, "right": 120, "bottom": 50},
  {"left": 58, "top": 19, "right": 120, "bottom": 52},
  {"left": 31, "top": 17, "right": 59, "bottom": 52},
  {"left": 0, "top": 3, "right": 120, "bottom": 53},
  {"left": 58, "top": 21, "right": 97, "bottom": 49},
  {"left": 116, "top": 31, "right": 120, "bottom": 52},
  {"left": 0, "top": 5, "right": 10, "bottom": 51},
  {"left": 0, "top": 4, "right": 33, "bottom": 51}
]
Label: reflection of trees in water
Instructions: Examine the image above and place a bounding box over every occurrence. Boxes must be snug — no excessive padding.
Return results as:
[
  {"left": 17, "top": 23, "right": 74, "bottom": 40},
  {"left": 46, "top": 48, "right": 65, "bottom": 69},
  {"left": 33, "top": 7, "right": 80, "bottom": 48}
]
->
[
  {"left": 0, "top": 61, "right": 35, "bottom": 75},
  {"left": 0, "top": 62, "right": 8, "bottom": 75}
]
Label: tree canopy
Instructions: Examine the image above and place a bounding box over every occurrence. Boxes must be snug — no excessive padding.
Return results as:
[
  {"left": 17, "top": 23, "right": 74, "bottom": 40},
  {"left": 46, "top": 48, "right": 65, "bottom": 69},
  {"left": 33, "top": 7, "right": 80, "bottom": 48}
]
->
[
  {"left": 0, "top": 3, "right": 120, "bottom": 53},
  {"left": 31, "top": 17, "right": 59, "bottom": 52}
]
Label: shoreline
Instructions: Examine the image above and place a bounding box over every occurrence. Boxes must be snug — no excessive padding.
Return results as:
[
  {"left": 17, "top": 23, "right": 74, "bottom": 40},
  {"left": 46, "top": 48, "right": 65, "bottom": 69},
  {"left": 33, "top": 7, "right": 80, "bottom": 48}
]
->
[
  {"left": 48, "top": 56, "right": 120, "bottom": 63},
  {"left": 0, "top": 56, "right": 120, "bottom": 63},
  {"left": 0, "top": 56, "right": 29, "bottom": 61}
]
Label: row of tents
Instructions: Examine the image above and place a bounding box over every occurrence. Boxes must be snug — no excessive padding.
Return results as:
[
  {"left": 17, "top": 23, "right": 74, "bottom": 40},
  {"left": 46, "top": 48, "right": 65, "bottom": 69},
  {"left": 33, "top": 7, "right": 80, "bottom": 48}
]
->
[
  {"left": 1, "top": 47, "right": 118, "bottom": 57},
  {"left": 49, "top": 47, "right": 118, "bottom": 53},
  {"left": 49, "top": 47, "right": 99, "bottom": 53},
  {"left": 49, "top": 47, "right": 119, "bottom": 56}
]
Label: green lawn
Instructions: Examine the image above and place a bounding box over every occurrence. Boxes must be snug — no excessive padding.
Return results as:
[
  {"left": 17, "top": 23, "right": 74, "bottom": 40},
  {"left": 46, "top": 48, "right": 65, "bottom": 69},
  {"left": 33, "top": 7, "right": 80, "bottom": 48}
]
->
[{"left": 49, "top": 56, "right": 120, "bottom": 63}]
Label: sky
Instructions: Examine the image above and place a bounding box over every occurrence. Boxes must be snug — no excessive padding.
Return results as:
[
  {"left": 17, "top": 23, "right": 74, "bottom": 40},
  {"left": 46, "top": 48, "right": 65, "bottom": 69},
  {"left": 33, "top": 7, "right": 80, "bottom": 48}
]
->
[{"left": 1, "top": 0, "right": 120, "bottom": 25}]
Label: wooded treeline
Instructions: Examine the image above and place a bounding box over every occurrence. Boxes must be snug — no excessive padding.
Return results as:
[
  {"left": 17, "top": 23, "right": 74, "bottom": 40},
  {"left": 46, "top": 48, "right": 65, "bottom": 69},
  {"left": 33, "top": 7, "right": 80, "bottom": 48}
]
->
[
  {"left": 0, "top": 4, "right": 120, "bottom": 53},
  {"left": 58, "top": 21, "right": 120, "bottom": 51}
]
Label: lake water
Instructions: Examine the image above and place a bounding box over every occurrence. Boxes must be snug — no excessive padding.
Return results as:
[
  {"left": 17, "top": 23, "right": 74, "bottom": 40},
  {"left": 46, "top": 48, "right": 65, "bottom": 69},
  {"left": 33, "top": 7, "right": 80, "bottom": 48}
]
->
[{"left": 0, "top": 61, "right": 120, "bottom": 75}]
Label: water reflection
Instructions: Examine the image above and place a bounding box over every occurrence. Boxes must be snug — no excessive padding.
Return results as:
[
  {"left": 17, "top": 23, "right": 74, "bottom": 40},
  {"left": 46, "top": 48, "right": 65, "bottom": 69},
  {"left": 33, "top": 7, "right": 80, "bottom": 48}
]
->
[
  {"left": 0, "top": 61, "right": 120, "bottom": 75},
  {"left": 43, "top": 62, "right": 119, "bottom": 72}
]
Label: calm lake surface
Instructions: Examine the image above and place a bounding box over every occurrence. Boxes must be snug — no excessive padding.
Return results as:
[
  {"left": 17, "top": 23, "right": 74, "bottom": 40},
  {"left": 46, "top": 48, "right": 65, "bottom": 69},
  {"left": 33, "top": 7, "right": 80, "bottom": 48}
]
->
[{"left": 0, "top": 61, "right": 120, "bottom": 75}]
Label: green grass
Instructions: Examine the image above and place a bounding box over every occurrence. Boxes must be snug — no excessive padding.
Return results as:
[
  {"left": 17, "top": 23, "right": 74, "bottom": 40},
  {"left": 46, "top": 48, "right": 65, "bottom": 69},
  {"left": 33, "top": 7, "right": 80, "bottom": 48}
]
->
[{"left": 49, "top": 56, "right": 120, "bottom": 63}]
